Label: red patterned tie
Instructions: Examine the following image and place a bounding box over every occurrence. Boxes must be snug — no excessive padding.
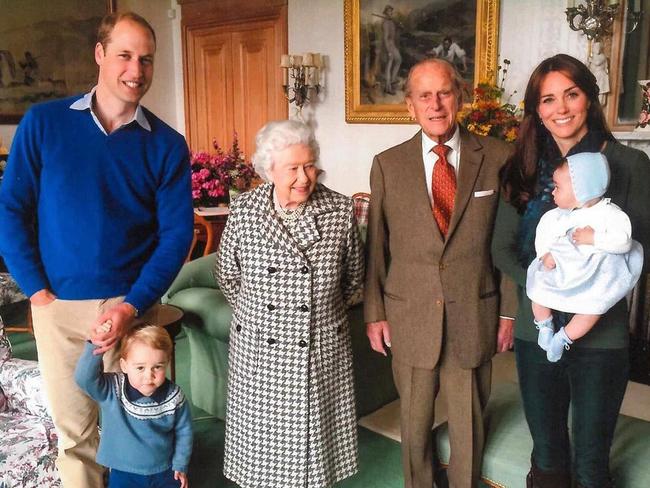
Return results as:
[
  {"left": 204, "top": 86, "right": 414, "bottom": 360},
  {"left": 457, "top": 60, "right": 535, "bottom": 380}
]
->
[{"left": 431, "top": 144, "right": 456, "bottom": 237}]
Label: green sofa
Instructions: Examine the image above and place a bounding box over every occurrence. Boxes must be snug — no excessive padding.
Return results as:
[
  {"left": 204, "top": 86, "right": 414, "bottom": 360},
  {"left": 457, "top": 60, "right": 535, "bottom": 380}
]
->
[{"left": 163, "top": 253, "right": 397, "bottom": 420}]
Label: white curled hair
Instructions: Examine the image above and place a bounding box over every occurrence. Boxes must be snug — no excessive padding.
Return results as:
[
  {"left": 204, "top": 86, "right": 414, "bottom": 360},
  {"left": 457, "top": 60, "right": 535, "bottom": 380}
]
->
[{"left": 252, "top": 120, "right": 320, "bottom": 181}]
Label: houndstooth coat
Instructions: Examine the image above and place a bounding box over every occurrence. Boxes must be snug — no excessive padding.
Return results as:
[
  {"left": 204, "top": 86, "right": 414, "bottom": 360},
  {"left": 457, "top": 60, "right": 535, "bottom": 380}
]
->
[{"left": 215, "top": 182, "right": 364, "bottom": 488}]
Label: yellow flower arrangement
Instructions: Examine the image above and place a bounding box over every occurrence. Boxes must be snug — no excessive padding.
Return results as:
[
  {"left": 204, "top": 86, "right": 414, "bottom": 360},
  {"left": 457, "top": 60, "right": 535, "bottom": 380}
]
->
[{"left": 458, "top": 59, "right": 521, "bottom": 142}]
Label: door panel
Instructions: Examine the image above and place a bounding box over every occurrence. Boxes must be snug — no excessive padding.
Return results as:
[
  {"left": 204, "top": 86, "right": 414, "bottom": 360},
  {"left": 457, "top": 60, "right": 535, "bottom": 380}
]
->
[{"left": 182, "top": 4, "right": 287, "bottom": 158}]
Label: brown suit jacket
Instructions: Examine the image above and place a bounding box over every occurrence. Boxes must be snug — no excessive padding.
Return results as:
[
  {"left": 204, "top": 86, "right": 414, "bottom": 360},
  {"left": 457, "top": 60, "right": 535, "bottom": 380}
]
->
[{"left": 364, "top": 127, "right": 512, "bottom": 370}]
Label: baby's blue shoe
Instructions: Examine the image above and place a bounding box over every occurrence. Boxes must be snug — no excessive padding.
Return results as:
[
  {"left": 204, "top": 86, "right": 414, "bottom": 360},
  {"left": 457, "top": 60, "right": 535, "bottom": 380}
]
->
[
  {"left": 534, "top": 316, "right": 554, "bottom": 351},
  {"left": 547, "top": 327, "right": 573, "bottom": 362}
]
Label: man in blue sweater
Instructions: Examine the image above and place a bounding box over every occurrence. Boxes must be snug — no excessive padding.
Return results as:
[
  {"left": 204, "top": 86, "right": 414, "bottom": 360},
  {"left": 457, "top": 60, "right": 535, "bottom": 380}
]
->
[{"left": 0, "top": 12, "right": 192, "bottom": 487}]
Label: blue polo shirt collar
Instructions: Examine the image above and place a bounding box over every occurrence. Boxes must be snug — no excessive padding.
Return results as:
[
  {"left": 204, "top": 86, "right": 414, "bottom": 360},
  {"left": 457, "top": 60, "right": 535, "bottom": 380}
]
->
[
  {"left": 69, "top": 86, "right": 151, "bottom": 134},
  {"left": 124, "top": 377, "right": 171, "bottom": 403}
]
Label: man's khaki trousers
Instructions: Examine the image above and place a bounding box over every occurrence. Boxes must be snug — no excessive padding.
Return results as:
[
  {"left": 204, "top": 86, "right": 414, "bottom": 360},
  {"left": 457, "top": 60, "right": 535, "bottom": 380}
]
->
[
  {"left": 32, "top": 297, "right": 126, "bottom": 488},
  {"left": 392, "top": 346, "right": 492, "bottom": 488}
]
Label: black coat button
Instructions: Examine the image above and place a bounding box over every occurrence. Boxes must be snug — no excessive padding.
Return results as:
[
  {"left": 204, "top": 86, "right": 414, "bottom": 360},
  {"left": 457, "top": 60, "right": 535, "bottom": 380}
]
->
[
  {"left": 298, "top": 340, "right": 307, "bottom": 347},
  {"left": 301, "top": 266, "right": 309, "bottom": 274},
  {"left": 236, "top": 325, "right": 242, "bottom": 332},
  {"left": 300, "top": 305, "right": 309, "bottom": 312},
  {"left": 267, "top": 338, "right": 277, "bottom": 345},
  {"left": 267, "top": 266, "right": 277, "bottom": 274},
  {"left": 267, "top": 304, "right": 276, "bottom": 311}
]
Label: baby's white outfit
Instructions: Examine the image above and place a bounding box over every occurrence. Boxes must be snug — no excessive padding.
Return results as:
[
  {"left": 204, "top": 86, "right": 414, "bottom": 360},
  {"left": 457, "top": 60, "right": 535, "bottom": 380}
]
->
[{"left": 526, "top": 198, "right": 643, "bottom": 314}]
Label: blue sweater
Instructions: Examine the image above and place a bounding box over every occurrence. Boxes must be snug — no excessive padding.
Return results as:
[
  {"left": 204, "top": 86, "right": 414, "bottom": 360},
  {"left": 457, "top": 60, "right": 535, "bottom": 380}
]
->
[
  {"left": 0, "top": 96, "right": 193, "bottom": 311},
  {"left": 75, "top": 342, "right": 193, "bottom": 474}
]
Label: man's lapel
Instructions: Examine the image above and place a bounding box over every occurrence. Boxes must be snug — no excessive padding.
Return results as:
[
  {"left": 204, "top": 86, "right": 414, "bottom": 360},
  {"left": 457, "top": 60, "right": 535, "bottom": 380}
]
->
[
  {"left": 404, "top": 131, "right": 446, "bottom": 244},
  {"left": 446, "top": 127, "right": 484, "bottom": 241}
]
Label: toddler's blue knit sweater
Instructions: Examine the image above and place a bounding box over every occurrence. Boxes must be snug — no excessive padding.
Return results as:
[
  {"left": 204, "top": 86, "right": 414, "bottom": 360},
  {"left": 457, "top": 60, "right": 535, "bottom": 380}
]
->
[{"left": 75, "top": 342, "right": 193, "bottom": 474}]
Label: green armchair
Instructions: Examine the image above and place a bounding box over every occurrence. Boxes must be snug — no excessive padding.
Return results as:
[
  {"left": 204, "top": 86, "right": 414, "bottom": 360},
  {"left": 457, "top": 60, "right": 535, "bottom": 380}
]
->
[
  {"left": 163, "top": 254, "right": 231, "bottom": 419},
  {"left": 163, "top": 252, "right": 397, "bottom": 420}
]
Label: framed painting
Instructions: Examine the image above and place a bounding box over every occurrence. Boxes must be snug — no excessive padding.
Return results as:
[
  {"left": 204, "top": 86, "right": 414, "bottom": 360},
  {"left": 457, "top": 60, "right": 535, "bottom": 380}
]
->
[
  {"left": 344, "top": 0, "right": 500, "bottom": 123},
  {"left": 0, "top": 0, "right": 115, "bottom": 124}
]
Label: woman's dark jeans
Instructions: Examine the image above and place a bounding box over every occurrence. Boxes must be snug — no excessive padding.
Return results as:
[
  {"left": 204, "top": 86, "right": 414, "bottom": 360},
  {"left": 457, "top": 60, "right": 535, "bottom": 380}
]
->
[{"left": 515, "top": 338, "right": 628, "bottom": 487}]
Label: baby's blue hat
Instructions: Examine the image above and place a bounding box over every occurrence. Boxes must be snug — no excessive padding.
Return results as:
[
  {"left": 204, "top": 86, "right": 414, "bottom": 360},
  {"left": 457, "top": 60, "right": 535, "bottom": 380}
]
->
[{"left": 566, "top": 152, "right": 610, "bottom": 206}]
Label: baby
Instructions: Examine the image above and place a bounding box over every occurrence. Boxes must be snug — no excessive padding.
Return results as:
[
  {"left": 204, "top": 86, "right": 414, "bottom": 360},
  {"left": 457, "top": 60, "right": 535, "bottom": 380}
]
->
[
  {"left": 526, "top": 152, "right": 643, "bottom": 362},
  {"left": 75, "top": 324, "right": 193, "bottom": 487}
]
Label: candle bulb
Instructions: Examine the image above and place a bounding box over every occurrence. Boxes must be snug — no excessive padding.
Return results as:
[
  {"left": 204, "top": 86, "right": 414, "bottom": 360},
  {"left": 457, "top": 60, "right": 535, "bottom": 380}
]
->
[
  {"left": 280, "top": 54, "right": 291, "bottom": 68},
  {"left": 303, "top": 53, "right": 313, "bottom": 67},
  {"left": 292, "top": 55, "right": 303, "bottom": 67}
]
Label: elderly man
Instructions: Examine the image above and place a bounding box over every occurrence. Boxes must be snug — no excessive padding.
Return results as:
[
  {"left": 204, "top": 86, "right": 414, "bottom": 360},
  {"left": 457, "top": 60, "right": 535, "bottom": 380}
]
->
[
  {"left": 365, "top": 58, "right": 514, "bottom": 488},
  {"left": 0, "top": 12, "right": 192, "bottom": 487}
]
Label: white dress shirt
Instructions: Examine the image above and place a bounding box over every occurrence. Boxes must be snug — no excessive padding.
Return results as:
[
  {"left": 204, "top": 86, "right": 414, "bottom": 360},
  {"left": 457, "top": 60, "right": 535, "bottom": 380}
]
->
[{"left": 69, "top": 86, "right": 151, "bottom": 135}]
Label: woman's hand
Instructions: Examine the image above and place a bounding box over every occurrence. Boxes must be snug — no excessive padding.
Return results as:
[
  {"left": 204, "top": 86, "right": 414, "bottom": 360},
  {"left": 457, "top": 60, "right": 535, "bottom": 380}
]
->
[
  {"left": 174, "top": 471, "right": 188, "bottom": 488},
  {"left": 572, "top": 226, "right": 595, "bottom": 245},
  {"left": 541, "top": 253, "right": 556, "bottom": 270}
]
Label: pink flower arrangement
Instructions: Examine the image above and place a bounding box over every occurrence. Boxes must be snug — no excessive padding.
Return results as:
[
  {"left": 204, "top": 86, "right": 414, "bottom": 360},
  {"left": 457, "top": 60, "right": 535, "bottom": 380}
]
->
[{"left": 190, "top": 135, "right": 257, "bottom": 207}]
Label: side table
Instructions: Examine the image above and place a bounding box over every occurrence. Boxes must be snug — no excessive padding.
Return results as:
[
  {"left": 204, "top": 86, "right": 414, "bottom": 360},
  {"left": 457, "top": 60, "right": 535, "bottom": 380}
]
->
[
  {"left": 146, "top": 304, "right": 184, "bottom": 382},
  {"left": 190, "top": 208, "right": 229, "bottom": 260}
]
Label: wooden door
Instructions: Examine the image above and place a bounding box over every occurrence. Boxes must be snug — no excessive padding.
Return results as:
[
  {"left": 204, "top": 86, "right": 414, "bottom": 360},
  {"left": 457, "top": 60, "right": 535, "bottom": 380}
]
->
[
  {"left": 186, "top": 29, "right": 234, "bottom": 152},
  {"left": 181, "top": 1, "right": 288, "bottom": 158}
]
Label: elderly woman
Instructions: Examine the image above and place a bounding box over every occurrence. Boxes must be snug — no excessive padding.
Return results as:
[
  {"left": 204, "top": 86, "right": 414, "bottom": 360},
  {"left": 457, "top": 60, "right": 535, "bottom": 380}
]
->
[{"left": 215, "top": 120, "right": 364, "bottom": 488}]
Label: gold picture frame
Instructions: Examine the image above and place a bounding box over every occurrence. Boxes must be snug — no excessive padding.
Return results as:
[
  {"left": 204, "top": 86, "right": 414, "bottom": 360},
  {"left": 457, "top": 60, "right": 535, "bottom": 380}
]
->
[{"left": 344, "top": 0, "right": 500, "bottom": 124}]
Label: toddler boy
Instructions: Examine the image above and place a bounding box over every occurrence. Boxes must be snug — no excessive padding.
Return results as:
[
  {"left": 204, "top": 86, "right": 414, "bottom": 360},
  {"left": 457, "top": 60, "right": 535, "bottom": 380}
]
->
[{"left": 75, "top": 324, "right": 193, "bottom": 487}]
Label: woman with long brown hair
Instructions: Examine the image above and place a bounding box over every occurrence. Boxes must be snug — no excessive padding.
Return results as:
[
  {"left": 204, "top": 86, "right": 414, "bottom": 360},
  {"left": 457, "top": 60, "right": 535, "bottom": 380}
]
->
[{"left": 492, "top": 54, "right": 650, "bottom": 488}]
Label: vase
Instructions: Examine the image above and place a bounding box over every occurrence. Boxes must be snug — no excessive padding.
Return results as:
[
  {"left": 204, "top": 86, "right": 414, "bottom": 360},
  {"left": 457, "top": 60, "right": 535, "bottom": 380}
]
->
[{"left": 635, "top": 80, "right": 650, "bottom": 131}]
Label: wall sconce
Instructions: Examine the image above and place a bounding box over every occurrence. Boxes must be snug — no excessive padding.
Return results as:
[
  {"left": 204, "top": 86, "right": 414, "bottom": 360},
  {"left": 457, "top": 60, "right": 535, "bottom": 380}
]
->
[
  {"left": 565, "top": 0, "right": 621, "bottom": 40},
  {"left": 280, "top": 53, "right": 322, "bottom": 114}
]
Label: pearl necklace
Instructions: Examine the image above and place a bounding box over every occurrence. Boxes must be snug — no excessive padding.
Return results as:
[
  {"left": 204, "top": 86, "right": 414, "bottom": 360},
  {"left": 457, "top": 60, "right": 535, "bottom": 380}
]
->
[
  {"left": 275, "top": 201, "right": 306, "bottom": 221},
  {"left": 273, "top": 187, "right": 308, "bottom": 221}
]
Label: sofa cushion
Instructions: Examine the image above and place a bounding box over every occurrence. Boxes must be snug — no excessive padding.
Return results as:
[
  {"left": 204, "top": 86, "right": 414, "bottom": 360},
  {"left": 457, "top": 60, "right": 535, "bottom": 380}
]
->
[
  {"left": 0, "top": 412, "right": 60, "bottom": 487},
  {"left": 0, "top": 358, "right": 49, "bottom": 418},
  {"left": 434, "top": 381, "right": 650, "bottom": 488}
]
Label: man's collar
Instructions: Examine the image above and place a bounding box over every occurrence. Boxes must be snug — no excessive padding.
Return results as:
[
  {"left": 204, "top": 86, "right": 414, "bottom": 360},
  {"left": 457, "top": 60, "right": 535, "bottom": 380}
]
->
[
  {"left": 69, "top": 86, "right": 151, "bottom": 133},
  {"left": 124, "top": 376, "right": 171, "bottom": 403},
  {"left": 421, "top": 125, "right": 461, "bottom": 153}
]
